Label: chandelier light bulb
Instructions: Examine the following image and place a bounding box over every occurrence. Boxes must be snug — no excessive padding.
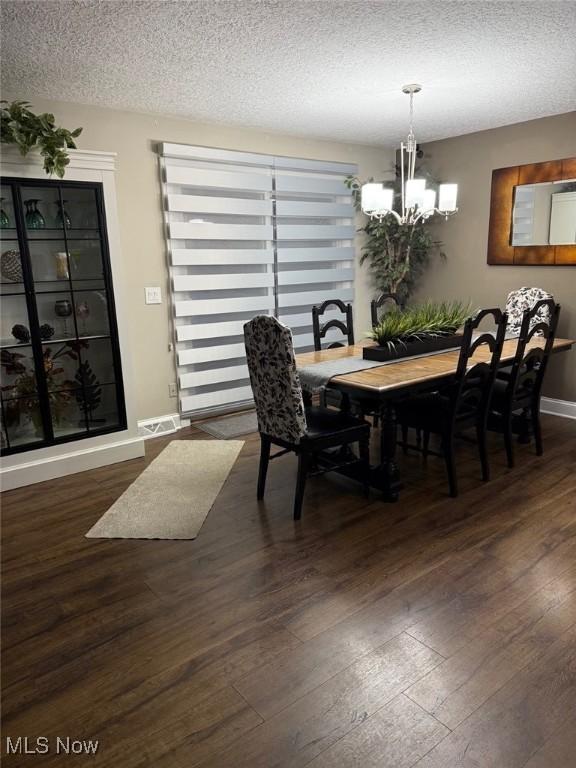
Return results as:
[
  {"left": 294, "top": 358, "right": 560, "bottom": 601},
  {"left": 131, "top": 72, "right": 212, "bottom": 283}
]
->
[
  {"left": 361, "top": 183, "right": 384, "bottom": 213},
  {"left": 423, "top": 188, "right": 437, "bottom": 212},
  {"left": 405, "top": 179, "right": 426, "bottom": 210},
  {"left": 439, "top": 183, "right": 458, "bottom": 212}
]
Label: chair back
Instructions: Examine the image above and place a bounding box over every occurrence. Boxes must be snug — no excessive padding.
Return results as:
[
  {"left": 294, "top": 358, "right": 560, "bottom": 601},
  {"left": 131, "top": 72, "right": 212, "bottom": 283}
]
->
[
  {"left": 507, "top": 299, "right": 560, "bottom": 403},
  {"left": 244, "top": 315, "right": 307, "bottom": 443},
  {"left": 312, "top": 299, "right": 354, "bottom": 351},
  {"left": 505, "top": 287, "right": 553, "bottom": 336},
  {"left": 449, "top": 308, "right": 508, "bottom": 424},
  {"left": 370, "top": 293, "right": 402, "bottom": 327}
]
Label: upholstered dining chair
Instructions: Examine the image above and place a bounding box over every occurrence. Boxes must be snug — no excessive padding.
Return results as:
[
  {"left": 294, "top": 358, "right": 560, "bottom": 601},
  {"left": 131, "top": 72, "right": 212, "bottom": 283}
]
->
[
  {"left": 488, "top": 299, "right": 560, "bottom": 467},
  {"left": 396, "top": 308, "right": 508, "bottom": 497},
  {"left": 370, "top": 292, "right": 403, "bottom": 328},
  {"left": 504, "top": 287, "right": 553, "bottom": 337},
  {"left": 312, "top": 299, "right": 354, "bottom": 351},
  {"left": 244, "top": 315, "right": 371, "bottom": 520}
]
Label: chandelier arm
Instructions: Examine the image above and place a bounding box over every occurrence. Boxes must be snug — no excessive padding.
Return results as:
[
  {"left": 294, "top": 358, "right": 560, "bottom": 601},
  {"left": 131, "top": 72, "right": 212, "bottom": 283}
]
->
[
  {"left": 400, "top": 143, "right": 406, "bottom": 219},
  {"left": 387, "top": 209, "right": 403, "bottom": 225}
]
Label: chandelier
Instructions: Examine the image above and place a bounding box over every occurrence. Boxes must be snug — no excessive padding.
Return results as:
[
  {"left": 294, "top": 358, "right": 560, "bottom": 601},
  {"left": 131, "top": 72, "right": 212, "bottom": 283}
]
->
[{"left": 361, "top": 85, "right": 458, "bottom": 225}]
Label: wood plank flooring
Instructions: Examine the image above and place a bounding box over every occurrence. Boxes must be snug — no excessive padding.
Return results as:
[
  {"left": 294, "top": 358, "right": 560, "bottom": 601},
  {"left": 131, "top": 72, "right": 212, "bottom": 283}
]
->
[{"left": 1, "top": 414, "right": 576, "bottom": 767}]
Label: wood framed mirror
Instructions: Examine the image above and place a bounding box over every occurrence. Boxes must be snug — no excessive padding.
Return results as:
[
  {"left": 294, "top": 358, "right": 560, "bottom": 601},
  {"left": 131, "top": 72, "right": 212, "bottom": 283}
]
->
[{"left": 487, "top": 156, "right": 576, "bottom": 265}]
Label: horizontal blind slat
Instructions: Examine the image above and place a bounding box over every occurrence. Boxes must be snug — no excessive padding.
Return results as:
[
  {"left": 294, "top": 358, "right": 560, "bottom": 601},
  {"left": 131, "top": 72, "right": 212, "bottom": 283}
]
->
[
  {"left": 175, "top": 296, "right": 274, "bottom": 317},
  {"left": 180, "top": 364, "right": 249, "bottom": 389},
  {"left": 277, "top": 268, "right": 354, "bottom": 286},
  {"left": 170, "top": 222, "right": 273, "bottom": 240},
  {"left": 277, "top": 247, "right": 354, "bottom": 263},
  {"left": 172, "top": 248, "right": 274, "bottom": 266},
  {"left": 180, "top": 386, "right": 253, "bottom": 412},
  {"left": 168, "top": 194, "right": 273, "bottom": 216},
  {"left": 165, "top": 165, "right": 272, "bottom": 191},
  {"left": 173, "top": 273, "right": 274, "bottom": 291},
  {"left": 178, "top": 342, "right": 246, "bottom": 365},
  {"left": 276, "top": 224, "right": 355, "bottom": 240}
]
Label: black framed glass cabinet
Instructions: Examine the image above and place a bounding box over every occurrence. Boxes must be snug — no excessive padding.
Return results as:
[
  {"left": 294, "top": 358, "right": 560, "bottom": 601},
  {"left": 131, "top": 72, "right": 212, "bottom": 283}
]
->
[{"left": 1, "top": 177, "right": 127, "bottom": 455}]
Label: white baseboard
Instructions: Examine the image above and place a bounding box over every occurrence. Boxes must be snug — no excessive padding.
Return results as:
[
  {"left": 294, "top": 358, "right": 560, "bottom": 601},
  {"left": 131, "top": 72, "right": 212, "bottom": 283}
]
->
[
  {"left": 0, "top": 436, "right": 145, "bottom": 491},
  {"left": 137, "top": 413, "right": 190, "bottom": 439},
  {"left": 540, "top": 397, "right": 576, "bottom": 420}
]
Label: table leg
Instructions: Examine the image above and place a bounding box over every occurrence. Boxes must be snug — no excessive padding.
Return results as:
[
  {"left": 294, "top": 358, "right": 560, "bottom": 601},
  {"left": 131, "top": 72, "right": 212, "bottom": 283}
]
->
[{"left": 377, "top": 403, "right": 401, "bottom": 501}]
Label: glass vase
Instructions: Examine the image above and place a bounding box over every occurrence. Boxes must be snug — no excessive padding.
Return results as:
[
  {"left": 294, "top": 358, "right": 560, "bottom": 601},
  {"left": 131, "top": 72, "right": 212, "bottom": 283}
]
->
[
  {"left": 0, "top": 198, "right": 10, "bottom": 229},
  {"left": 55, "top": 200, "right": 72, "bottom": 229},
  {"left": 25, "top": 199, "right": 45, "bottom": 229}
]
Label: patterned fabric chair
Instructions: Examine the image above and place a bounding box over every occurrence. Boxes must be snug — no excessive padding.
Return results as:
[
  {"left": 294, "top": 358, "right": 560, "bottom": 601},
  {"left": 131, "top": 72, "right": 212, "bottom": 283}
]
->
[
  {"left": 505, "top": 287, "right": 553, "bottom": 337},
  {"left": 244, "top": 315, "right": 371, "bottom": 520}
]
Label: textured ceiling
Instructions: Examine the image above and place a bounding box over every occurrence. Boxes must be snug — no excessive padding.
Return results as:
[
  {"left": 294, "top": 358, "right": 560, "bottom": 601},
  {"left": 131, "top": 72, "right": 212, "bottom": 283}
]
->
[{"left": 2, "top": 0, "right": 575, "bottom": 146}]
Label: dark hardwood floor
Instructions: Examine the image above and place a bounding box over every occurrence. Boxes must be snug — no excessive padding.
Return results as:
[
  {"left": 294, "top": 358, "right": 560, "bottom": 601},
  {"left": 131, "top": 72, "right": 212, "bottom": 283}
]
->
[{"left": 1, "top": 414, "right": 576, "bottom": 767}]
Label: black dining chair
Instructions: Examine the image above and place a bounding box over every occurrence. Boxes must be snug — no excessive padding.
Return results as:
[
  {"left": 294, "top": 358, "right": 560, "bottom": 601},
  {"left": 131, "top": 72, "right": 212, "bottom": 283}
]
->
[
  {"left": 312, "top": 299, "right": 354, "bottom": 351},
  {"left": 370, "top": 292, "right": 403, "bottom": 328},
  {"left": 488, "top": 299, "right": 560, "bottom": 467},
  {"left": 311, "top": 299, "right": 354, "bottom": 412},
  {"left": 396, "top": 308, "right": 508, "bottom": 497},
  {"left": 244, "top": 315, "right": 371, "bottom": 520}
]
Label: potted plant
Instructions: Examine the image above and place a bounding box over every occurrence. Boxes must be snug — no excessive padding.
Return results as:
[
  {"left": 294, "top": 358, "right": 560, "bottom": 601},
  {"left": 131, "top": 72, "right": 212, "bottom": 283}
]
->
[
  {"left": 345, "top": 164, "right": 444, "bottom": 303},
  {"left": 1, "top": 342, "right": 86, "bottom": 435},
  {"left": 363, "top": 300, "right": 472, "bottom": 361},
  {"left": 1, "top": 100, "right": 82, "bottom": 178}
]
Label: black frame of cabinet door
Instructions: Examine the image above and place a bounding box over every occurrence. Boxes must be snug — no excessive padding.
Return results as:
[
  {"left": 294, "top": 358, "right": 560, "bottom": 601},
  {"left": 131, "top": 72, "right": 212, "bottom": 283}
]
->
[{"left": 1, "top": 177, "right": 127, "bottom": 455}]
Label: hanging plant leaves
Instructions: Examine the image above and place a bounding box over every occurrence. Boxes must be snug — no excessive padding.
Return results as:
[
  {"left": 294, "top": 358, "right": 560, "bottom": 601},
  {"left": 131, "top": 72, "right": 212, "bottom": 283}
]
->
[{"left": 1, "top": 100, "right": 82, "bottom": 178}]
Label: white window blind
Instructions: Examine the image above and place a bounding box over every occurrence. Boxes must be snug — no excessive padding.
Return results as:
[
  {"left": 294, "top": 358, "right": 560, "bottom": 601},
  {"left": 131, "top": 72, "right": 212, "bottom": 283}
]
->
[{"left": 160, "top": 142, "right": 357, "bottom": 418}]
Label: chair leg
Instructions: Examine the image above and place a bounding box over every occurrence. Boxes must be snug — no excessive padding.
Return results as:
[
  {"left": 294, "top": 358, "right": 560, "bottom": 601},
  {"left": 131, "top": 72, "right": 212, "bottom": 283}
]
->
[
  {"left": 294, "top": 452, "right": 310, "bottom": 521},
  {"left": 416, "top": 428, "right": 422, "bottom": 450},
  {"left": 422, "top": 430, "right": 430, "bottom": 459},
  {"left": 532, "top": 403, "right": 543, "bottom": 456},
  {"left": 257, "top": 435, "right": 271, "bottom": 500},
  {"left": 443, "top": 435, "right": 458, "bottom": 497},
  {"left": 503, "top": 416, "right": 514, "bottom": 468},
  {"left": 358, "top": 436, "right": 370, "bottom": 497},
  {"left": 476, "top": 423, "right": 489, "bottom": 482}
]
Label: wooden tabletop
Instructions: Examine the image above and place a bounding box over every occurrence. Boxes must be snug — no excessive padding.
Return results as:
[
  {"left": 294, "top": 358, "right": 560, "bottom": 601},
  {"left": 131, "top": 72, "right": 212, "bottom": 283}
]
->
[{"left": 295, "top": 337, "right": 575, "bottom": 395}]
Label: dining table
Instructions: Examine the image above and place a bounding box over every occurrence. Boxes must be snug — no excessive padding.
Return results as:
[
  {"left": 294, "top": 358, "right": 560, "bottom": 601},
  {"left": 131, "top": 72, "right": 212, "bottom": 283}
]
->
[{"left": 295, "top": 336, "right": 575, "bottom": 501}]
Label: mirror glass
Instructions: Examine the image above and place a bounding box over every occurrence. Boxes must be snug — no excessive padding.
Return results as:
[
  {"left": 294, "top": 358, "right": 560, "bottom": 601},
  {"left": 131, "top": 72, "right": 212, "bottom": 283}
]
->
[{"left": 511, "top": 179, "right": 576, "bottom": 246}]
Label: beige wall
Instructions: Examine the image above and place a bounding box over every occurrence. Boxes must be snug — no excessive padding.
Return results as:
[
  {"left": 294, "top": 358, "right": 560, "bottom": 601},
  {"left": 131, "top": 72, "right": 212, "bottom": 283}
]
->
[
  {"left": 5, "top": 97, "right": 390, "bottom": 421},
  {"left": 414, "top": 112, "right": 576, "bottom": 402}
]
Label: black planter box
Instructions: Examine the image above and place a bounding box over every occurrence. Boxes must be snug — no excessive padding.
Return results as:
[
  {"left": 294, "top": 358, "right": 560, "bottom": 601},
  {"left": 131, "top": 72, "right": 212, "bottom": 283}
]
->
[{"left": 363, "top": 334, "right": 464, "bottom": 362}]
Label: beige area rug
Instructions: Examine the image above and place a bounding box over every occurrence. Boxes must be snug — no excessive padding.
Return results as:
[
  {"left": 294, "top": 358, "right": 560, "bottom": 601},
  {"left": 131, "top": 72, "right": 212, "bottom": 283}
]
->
[{"left": 86, "top": 440, "right": 244, "bottom": 540}]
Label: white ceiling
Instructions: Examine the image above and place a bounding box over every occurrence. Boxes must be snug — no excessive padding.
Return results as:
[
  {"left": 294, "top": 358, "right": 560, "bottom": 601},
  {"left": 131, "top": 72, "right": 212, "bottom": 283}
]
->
[{"left": 2, "top": 0, "right": 575, "bottom": 146}]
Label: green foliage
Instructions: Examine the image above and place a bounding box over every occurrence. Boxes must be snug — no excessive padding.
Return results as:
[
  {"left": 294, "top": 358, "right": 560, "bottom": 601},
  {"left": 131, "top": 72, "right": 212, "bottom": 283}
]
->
[
  {"left": 1, "top": 100, "right": 82, "bottom": 178},
  {"left": 345, "top": 172, "right": 444, "bottom": 301},
  {"left": 370, "top": 300, "right": 472, "bottom": 347}
]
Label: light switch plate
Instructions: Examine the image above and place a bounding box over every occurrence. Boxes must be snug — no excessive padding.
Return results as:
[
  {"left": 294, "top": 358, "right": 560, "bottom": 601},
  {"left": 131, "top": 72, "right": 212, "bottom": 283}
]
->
[{"left": 145, "top": 287, "right": 162, "bottom": 304}]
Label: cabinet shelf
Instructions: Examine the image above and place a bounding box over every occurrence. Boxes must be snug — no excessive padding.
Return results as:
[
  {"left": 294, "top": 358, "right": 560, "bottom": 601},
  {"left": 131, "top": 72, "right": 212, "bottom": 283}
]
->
[{"left": 0, "top": 177, "right": 126, "bottom": 455}]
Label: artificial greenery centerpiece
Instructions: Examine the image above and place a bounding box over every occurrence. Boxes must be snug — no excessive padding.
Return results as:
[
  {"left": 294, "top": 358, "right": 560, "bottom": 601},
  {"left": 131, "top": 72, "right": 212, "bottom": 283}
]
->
[
  {"left": 1, "top": 101, "right": 82, "bottom": 177},
  {"left": 345, "top": 168, "right": 444, "bottom": 302},
  {"left": 369, "top": 300, "right": 472, "bottom": 353}
]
